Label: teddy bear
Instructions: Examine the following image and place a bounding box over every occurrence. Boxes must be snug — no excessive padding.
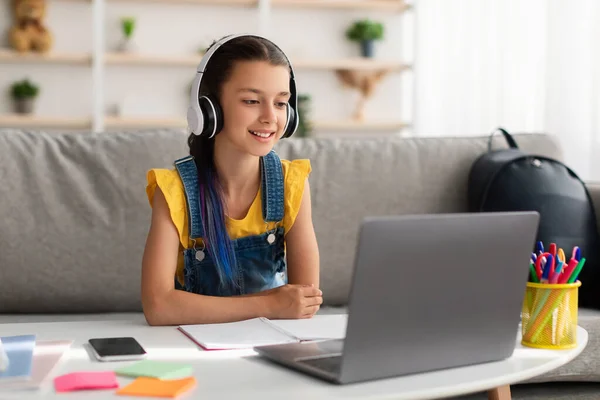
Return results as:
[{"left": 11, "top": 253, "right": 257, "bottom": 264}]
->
[{"left": 9, "top": 0, "right": 53, "bottom": 53}]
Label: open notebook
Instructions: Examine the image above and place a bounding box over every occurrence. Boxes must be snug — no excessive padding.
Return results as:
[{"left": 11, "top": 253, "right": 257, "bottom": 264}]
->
[{"left": 179, "top": 314, "right": 347, "bottom": 350}]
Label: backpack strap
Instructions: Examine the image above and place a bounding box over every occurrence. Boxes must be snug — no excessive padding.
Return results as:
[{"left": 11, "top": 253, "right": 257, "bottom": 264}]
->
[
  {"left": 488, "top": 127, "right": 519, "bottom": 152},
  {"left": 260, "top": 150, "right": 285, "bottom": 223},
  {"left": 174, "top": 155, "right": 204, "bottom": 240}
]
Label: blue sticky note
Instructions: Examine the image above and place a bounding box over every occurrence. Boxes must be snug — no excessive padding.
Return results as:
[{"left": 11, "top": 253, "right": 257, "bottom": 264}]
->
[{"left": 0, "top": 335, "right": 36, "bottom": 380}]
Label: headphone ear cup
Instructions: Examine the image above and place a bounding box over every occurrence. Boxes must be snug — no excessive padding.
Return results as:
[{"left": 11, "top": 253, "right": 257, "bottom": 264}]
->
[
  {"left": 212, "top": 98, "right": 224, "bottom": 135},
  {"left": 187, "top": 105, "right": 201, "bottom": 135},
  {"left": 283, "top": 105, "right": 297, "bottom": 138},
  {"left": 198, "top": 95, "right": 224, "bottom": 138}
]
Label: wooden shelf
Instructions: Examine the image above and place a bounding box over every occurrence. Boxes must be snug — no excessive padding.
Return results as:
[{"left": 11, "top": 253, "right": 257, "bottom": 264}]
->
[
  {"left": 105, "top": 52, "right": 202, "bottom": 67},
  {"left": 312, "top": 119, "right": 408, "bottom": 131},
  {"left": 0, "top": 114, "right": 92, "bottom": 129},
  {"left": 272, "top": 0, "right": 409, "bottom": 11},
  {"left": 104, "top": 116, "right": 187, "bottom": 128},
  {"left": 105, "top": 53, "right": 408, "bottom": 72},
  {"left": 4, "top": 51, "right": 407, "bottom": 71},
  {"left": 59, "top": 0, "right": 405, "bottom": 8},
  {"left": 0, "top": 48, "right": 92, "bottom": 65},
  {"left": 294, "top": 58, "right": 408, "bottom": 71},
  {"left": 105, "top": 0, "right": 257, "bottom": 5}
]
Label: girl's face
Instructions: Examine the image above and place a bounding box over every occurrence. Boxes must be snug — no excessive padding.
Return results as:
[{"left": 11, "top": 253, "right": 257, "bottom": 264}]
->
[{"left": 217, "top": 60, "right": 291, "bottom": 157}]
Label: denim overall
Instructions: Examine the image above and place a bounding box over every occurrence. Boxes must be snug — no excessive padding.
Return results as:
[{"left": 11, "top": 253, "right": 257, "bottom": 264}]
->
[{"left": 173, "top": 150, "right": 287, "bottom": 296}]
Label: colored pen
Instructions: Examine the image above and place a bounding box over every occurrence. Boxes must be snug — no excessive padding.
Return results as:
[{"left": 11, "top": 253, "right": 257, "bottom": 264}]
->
[
  {"left": 549, "top": 260, "right": 564, "bottom": 284},
  {"left": 531, "top": 252, "right": 537, "bottom": 263},
  {"left": 537, "top": 241, "right": 544, "bottom": 256},
  {"left": 549, "top": 243, "right": 557, "bottom": 256},
  {"left": 557, "top": 248, "right": 565, "bottom": 263},
  {"left": 535, "top": 252, "right": 550, "bottom": 280},
  {"left": 559, "top": 257, "right": 580, "bottom": 284},
  {"left": 529, "top": 263, "right": 540, "bottom": 283},
  {"left": 541, "top": 254, "right": 554, "bottom": 283},
  {"left": 572, "top": 246, "right": 580, "bottom": 261},
  {"left": 0, "top": 339, "right": 8, "bottom": 372},
  {"left": 567, "top": 258, "right": 586, "bottom": 283}
]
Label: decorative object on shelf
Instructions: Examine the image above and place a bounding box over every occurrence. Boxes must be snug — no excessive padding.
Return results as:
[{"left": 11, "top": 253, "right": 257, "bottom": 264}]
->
[
  {"left": 105, "top": 104, "right": 121, "bottom": 118},
  {"left": 9, "top": 0, "right": 53, "bottom": 53},
  {"left": 9, "top": 78, "right": 40, "bottom": 114},
  {"left": 335, "top": 69, "right": 388, "bottom": 121},
  {"left": 345, "top": 19, "right": 384, "bottom": 58},
  {"left": 296, "top": 93, "right": 313, "bottom": 137},
  {"left": 117, "top": 17, "right": 137, "bottom": 52}
]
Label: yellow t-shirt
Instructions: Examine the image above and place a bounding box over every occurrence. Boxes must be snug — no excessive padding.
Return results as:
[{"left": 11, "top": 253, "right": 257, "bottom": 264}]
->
[{"left": 146, "top": 158, "right": 312, "bottom": 286}]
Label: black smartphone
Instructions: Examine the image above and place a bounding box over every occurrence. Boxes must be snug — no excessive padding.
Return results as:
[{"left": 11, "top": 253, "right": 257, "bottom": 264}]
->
[{"left": 88, "top": 337, "right": 147, "bottom": 362}]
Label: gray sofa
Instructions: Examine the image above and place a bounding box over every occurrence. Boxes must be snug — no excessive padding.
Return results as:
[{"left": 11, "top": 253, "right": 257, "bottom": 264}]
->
[{"left": 0, "top": 128, "right": 599, "bottom": 399}]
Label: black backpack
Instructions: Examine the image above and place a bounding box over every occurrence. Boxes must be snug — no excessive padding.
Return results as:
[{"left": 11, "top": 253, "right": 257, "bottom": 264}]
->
[{"left": 468, "top": 128, "right": 600, "bottom": 309}]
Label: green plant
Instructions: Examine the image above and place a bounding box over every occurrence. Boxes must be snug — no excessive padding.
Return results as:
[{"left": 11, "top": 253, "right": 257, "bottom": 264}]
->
[
  {"left": 345, "top": 19, "right": 384, "bottom": 42},
  {"left": 10, "top": 79, "right": 39, "bottom": 100},
  {"left": 296, "top": 93, "right": 313, "bottom": 138},
  {"left": 121, "top": 17, "right": 136, "bottom": 38}
]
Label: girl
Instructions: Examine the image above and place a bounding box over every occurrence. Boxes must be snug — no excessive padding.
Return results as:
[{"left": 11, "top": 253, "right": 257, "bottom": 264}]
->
[{"left": 141, "top": 34, "right": 322, "bottom": 326}]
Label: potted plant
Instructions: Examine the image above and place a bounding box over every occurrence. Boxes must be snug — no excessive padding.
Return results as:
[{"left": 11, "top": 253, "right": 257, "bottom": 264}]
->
[
  {"left": 296, "top": 94, "right": 313, "bottom": 137},
  {"left": 118, "top": 16, "right": 136, "bottom": 52},
  {"left": 10, "top": 78, "right": 39, "bottom": 114},
  {"left": 345, "top": 19, "right": 384, "bottom": 58}
]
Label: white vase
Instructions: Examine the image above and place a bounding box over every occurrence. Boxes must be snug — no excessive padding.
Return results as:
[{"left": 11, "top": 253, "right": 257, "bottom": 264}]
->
[{"left": 117, "top": 37, "right": 136, "bottom": 52}]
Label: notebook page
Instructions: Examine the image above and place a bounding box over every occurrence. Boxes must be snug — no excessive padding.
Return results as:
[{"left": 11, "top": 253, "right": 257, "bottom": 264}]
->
[
  {"left": 266, "top": 314, "right": 348, "bottom": 341},
  {"left": 179, "top": 318, "right": 299, "bottom": 350}
]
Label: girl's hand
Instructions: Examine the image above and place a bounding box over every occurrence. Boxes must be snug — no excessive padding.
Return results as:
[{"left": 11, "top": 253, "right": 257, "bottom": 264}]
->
[{"left": 264, "top": 284, "right": 323, "bottom": 319}]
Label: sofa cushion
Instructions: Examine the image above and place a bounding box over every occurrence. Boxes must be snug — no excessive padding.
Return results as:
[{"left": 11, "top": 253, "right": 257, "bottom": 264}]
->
[
  {"left": 0, "top": 129, "right": 187, "bottom": 313},
  {"left": 0, "top": 129, "right": 564, "bottom": 312}
]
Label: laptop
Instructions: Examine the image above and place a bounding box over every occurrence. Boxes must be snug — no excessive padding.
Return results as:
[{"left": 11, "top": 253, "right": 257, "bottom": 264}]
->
[{"left": 254, "top": 211, "right": 540, "bottom": 384}]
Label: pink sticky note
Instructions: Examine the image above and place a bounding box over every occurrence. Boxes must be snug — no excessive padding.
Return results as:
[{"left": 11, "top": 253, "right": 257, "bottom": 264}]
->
[{"left": 54, "top": 371, "right": 119, "bottom": 392}]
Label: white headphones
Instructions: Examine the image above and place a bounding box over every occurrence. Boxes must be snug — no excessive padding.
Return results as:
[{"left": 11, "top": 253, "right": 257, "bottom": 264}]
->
[{"left": 186, "top": 33, "right": 299, "bottom": 139}]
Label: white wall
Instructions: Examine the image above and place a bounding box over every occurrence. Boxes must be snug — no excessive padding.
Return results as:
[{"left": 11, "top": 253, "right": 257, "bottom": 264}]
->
[
  {"left": 0, "top": 2, "right": 414, "bottom": 138},
  {"left": 412, "top": 0, "right": 600, "bottom": 181}
]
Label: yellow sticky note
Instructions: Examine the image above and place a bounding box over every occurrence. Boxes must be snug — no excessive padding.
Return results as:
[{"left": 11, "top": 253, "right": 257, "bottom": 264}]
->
[{"left": 116, "top": 376, "right": 196, "bottom": 398}]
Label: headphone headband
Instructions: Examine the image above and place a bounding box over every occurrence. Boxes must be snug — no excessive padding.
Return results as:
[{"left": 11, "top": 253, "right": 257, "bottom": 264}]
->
[
  {"left": 187, "top": 33, "right": 299, "bottom": 139},
  {"left": 197, "top": 33, "right": 296, "bottom": 80}
]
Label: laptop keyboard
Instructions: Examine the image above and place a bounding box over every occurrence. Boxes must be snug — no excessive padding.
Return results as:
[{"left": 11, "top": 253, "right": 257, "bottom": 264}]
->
[{"left": 297, "top": 355, "right": 342, "bottom": 374}]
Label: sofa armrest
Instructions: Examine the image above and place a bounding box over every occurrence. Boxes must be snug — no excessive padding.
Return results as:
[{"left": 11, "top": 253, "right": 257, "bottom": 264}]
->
[{"left": 588, "top": 182, "right": 600, "bottom": 235}]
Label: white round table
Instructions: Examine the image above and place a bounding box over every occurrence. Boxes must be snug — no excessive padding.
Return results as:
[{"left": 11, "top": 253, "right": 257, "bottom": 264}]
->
[{"left": 0, "top": 319, "right": 588, "bottom": 400}]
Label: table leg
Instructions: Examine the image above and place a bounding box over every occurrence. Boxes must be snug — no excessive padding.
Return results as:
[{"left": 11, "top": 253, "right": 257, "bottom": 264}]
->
[{"left": 488, "top": 385, "right": 511, "bottom": 400}]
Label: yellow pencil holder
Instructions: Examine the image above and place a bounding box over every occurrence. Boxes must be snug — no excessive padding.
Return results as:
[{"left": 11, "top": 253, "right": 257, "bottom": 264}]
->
[{"left": 521, "top": 281, "right": 581, "bottom": 349}]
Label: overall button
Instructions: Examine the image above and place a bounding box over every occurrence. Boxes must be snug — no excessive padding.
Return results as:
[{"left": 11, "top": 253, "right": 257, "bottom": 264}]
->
[
  {"left": 267, "top": 233, "right": 276, "bottom": 244},
  {"left": 195, "top": 250, "right": 205, "bottom": 261}
]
